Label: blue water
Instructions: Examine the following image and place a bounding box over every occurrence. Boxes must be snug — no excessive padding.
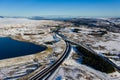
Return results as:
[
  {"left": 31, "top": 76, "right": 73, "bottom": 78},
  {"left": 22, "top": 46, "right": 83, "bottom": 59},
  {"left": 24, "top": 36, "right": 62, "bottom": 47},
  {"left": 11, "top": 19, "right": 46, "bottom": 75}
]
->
[
  {"left": 56, "top": 76, "right": 62, "bottom": 80},
  {"left": 0, "top": 37, "right": 47, "bottom": 60}
]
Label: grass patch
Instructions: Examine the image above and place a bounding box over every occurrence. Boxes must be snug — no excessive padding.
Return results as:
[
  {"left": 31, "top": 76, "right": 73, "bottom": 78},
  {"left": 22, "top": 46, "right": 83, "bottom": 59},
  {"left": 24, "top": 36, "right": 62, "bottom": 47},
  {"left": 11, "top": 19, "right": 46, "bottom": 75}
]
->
[{"left": 46, "top": 46, "right": 52, "bottom": 52}]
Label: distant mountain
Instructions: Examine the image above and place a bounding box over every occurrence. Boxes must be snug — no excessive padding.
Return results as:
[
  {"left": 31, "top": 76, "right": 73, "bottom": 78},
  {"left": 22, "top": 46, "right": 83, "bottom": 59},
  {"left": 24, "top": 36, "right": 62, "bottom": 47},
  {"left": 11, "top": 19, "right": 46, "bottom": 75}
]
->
[
  {"left": 28, "top": 16, "right": 46, "bottom": 20},
  {"left": 0, "top": 16, "right": 4, "bottom": 18},
  {"left": 108, "top": 18, "right": 120, "bottom": 23},
  {"left": 28, "top": 16, "right": 75, "bottom": 20},
  {"left": 0, "top": 15, "right": 77, "bottom": 20},
  {"left": 64, "top": 18, "right": 120, "bottom": 33}
]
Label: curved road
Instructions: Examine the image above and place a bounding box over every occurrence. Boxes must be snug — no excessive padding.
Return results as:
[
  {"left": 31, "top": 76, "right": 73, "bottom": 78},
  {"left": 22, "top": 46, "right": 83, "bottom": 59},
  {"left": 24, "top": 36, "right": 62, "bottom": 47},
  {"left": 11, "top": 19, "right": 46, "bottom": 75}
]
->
[
  {"left": 29, "top": 29, "right": 120, "bottom": 80},
  {"left": 29, "top": 40, "right": 71, "bottom": 80},
  {"left": 57, "top": 32, "right": 120, "bottom": 72}
]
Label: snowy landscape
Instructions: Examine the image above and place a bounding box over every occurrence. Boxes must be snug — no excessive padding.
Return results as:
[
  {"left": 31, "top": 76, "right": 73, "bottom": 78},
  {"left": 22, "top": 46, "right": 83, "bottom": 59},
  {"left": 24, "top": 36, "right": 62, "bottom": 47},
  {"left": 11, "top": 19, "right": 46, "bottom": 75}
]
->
[{"left": 0, "top": 17, "right": 119, "bottom": 80}]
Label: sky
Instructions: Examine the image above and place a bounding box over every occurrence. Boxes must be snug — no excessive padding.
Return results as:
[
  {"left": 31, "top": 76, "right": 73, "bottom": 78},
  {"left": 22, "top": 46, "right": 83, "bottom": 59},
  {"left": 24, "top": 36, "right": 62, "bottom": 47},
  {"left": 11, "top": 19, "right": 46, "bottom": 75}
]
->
[{"left": 0, "top": 0, "right": 119, "bottom": 17}]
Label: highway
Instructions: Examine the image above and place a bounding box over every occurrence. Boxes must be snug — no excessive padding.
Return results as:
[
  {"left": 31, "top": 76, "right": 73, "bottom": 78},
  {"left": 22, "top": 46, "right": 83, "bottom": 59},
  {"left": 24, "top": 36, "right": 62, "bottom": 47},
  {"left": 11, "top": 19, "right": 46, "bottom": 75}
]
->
[
  {"left": 66, "top": 39, "right": 120, "bottom": 72},
  {"left": 29, "top": 30, "right": 120, "bottom": 80},
  {"left": 29, "top": 38, "right": 71, "bottom": 80},
  {"left": 56, "top": 32, "right": 120, "bottom": 72}
]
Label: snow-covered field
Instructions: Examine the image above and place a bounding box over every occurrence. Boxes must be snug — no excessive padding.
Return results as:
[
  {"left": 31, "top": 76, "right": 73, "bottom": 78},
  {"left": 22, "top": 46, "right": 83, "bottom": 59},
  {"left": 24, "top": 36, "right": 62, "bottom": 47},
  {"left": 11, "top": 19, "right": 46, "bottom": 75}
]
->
[
  {"left": 59, "top": 26, "right": 120, "bottom": 79},
  {"left": 49, "top": 46, "right": 120, "bottom": 80},
  {"left": 0, "top": 18, "right": 119, "bottom": 79},
  {"left": 0, "top": 62, "right": 39, "bottom": 79},
  {"left": 61, "top": 27, "right": 120, "bottom": 65},
  {"left": 0, "top": 18, "right": 63, "bottom": 28},
  {"left": 0, "top": 18, "right": 66, "bottom": 79}
]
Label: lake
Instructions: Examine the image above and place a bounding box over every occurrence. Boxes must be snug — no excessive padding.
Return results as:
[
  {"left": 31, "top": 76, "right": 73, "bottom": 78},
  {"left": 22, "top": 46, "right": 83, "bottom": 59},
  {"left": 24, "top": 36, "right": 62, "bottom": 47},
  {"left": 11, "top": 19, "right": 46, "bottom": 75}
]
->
[{"left": 0, "top": 37, "right": 47, "bottom": 60}]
